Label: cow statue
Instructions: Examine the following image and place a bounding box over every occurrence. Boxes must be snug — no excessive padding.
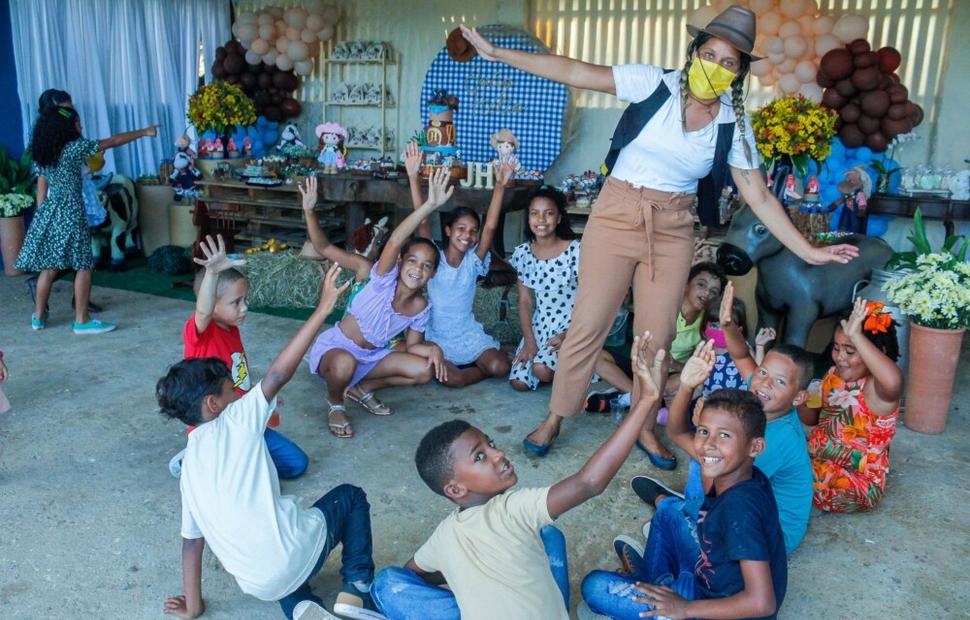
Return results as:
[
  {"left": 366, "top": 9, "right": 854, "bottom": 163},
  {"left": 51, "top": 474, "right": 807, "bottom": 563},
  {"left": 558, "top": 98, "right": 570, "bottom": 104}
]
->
[
  {"left": 716, "top": 205, "right": 893, "bottom": 347},
  {"left": 91, "top": 174, "right": 140, "bottom": 270}
]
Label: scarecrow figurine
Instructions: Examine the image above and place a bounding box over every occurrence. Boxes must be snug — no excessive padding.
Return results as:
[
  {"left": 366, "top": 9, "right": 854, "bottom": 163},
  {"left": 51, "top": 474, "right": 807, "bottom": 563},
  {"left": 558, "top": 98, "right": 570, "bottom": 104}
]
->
[
  {"left": 490, "top": 128, "right": 522, "bottom": 172},
  {"left": 316, "top": 122, "right": 347, "bottom": 174},
  {"left": 175, "top": 134, "right": 197, "bottom": 170},
  {"left": 170, "top": 151, "right": 202, "bottom": 201}
]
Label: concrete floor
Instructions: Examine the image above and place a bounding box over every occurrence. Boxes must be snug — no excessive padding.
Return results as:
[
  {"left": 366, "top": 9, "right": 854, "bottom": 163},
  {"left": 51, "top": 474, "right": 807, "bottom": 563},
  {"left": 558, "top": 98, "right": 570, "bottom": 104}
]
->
[{"left": 1, "top": 276, "right": 967, "bottom": 619}]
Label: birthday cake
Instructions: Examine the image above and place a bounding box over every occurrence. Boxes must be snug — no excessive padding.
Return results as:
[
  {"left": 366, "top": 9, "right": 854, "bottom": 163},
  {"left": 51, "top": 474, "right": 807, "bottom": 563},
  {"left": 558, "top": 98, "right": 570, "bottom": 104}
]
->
[{"left": 421, "top": 89, "right": 462, "bottom": 175}]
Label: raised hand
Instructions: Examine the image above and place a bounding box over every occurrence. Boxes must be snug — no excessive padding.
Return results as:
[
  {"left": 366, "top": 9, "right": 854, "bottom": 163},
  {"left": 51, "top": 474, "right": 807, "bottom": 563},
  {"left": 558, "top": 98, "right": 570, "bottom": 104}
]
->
[
  {"left": 841, "top": 296, "right": 867, "bottom": 340},
  {"left": 494, "top": 160, "right": 515, "bottom": 188},
  {"left": 755, "top": 327, "right": 776, "bottom": 347},
  {"left": 680, "top": 339, "right": 716, "bottom": 390},
  {"left": 459, "top": 24, "right": 499, "bottom": 61},
  {"left": 426, "top": 165, "right": 454, "bottom": 208},
  {"left": 719, "top": 281, "right": 736, "bottom": 327},
  {"left": 299, "top": 175, "right": 318, "bottom": 211},
  {"left": 318, "top": 263, "right": 350, "bottom": 314},
  {"left": 631, "top": 331, "right": 664, "bottom": 402},
  {"left": 193, "top": 234, "right": 245, "bottom": 274},
  {"left": 404, "top": 142, "right": 423, "bottom": 178}
]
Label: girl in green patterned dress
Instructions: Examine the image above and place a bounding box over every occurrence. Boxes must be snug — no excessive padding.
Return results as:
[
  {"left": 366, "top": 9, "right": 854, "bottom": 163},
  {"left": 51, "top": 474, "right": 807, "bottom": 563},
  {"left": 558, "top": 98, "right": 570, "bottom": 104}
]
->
[{"left": 16, "top": 106, "right": 156, "bottom": 334}]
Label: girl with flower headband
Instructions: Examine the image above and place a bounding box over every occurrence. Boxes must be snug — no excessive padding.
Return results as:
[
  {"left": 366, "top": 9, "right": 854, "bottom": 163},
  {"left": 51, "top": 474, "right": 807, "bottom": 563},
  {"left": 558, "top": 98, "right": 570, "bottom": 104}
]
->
[{"left": 805, "top": 297, "right": 903, "bottom": 512}]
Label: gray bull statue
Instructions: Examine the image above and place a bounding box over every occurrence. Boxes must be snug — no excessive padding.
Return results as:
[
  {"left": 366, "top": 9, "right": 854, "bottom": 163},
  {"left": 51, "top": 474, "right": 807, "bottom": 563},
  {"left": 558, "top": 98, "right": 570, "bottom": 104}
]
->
[{"left": 716, "top": 205, "right": 893, "bottom": 347}]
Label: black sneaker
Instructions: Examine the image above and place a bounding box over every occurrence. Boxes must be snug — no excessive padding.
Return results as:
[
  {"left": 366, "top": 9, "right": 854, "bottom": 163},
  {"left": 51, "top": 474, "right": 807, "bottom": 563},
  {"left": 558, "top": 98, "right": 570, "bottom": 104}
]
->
[
  {"left": 584, "top": 388, "right": 619, "bottom": 413},
  {"left": 630, "top": 475, "right": 684, "bottom": 508},
  {"left": 333, "top": 583, "right": 386, "bottom": 619}
]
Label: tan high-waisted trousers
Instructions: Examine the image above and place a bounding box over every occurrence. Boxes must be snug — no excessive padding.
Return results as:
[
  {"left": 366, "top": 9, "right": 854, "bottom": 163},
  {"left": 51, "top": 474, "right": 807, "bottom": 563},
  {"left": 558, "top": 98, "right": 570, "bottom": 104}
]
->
[{"left": 549, "top": 177, "right": 696, "bottom": 417}]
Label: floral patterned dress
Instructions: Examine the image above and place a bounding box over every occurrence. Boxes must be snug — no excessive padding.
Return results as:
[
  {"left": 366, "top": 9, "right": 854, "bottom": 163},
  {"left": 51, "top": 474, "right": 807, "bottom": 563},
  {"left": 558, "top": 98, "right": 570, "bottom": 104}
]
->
[
  {"left": 808, "top": 368, "right": 899, "bottom": 512},
  {"left": 16, "top": 138, "right": 100, "bottom": 272}
]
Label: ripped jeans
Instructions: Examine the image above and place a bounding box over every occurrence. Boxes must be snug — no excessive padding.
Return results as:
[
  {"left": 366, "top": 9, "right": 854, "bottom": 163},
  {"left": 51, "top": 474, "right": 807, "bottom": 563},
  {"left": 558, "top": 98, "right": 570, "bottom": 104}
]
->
[
  {"left": 582, "top": 495, "right": 700, "bottom": 620},
  {"left": 371, "top": 525, "right": 569, "bottom": 620}
]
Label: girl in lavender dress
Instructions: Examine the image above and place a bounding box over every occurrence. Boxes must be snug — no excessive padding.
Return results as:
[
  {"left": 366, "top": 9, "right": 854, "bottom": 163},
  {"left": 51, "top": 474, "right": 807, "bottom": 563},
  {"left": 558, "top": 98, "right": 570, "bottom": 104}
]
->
[{"left": 305, "top": 168, "right": 452, "bottom": 438}]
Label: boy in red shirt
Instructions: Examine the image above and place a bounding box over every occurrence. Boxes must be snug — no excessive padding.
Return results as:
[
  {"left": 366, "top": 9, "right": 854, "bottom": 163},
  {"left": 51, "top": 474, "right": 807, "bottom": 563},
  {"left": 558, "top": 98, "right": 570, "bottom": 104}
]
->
[{"left": 170, "top": 234, "right": 308, "bottom": 479}]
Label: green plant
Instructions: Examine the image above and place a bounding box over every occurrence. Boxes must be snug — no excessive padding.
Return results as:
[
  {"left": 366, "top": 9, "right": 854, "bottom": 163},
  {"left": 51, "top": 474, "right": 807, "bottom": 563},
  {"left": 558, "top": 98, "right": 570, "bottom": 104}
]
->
[
  {"left": 886, "top": 207, "right": 968, "bottom": 270},
  {"left": 0, "top": 147, "right": 35, "bottom": 195}
]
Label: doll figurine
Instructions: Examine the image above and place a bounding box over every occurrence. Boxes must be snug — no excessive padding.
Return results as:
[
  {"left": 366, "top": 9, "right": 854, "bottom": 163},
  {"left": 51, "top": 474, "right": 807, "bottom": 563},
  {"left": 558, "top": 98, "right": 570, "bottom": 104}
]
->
[
  {"left": 175, "top": 134, "right": 198, "bottom": 169},
  {"left": 170, "top": 152, "right": 202, "bottom": 201},
  {"left": 211, "top": 138, "right": 225, "bottom": 159},
  {"left": 315, "top": 122, "right": 348, "bottom": 174},
  {"left": 782, "top": 173, "right": 802, "bottom": 205},
  {"left": 227, "top": 138, "right": 239, "bottom": 158},
  {"left": 490, "top": 128, "right": 522, "bottom": 171},
  {"left": 277, "top": 123, "right": 305, "bottom": 151},
  {"left": 243, "top": 136, "right": 252, "bottom": 156},
  {"left": 834, "top": 166, "right": 872, "bottom": 234}
]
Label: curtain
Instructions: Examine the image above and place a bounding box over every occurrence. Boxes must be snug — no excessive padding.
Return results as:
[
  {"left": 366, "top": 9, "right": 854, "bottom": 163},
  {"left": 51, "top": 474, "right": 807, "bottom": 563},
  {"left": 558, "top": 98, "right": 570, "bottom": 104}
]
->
[{"left": 9, "top": 0, "right": 230, "bottom": 177}]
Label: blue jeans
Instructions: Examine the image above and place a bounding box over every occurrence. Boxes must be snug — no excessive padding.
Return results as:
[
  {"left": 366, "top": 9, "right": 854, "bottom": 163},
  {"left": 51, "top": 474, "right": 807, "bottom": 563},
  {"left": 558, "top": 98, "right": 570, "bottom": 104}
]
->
[
  {"left": 265, "top": 428, "right": 308, "bottom": 479},
  {"left": 582, "top": 498, "right": 699, "bottom": 620},
  {"left": 372, "top": 525, "right": 569, "bottom": 619},
  {"left": 278, "top": 484, "right": 376, "bottom": 619}
]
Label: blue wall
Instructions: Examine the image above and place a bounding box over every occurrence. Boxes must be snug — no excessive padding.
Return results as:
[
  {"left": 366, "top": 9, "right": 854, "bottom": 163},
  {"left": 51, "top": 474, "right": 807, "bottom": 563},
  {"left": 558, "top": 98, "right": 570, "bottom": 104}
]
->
[{"left": 0, "top": 0, "right": 23, "bottom": 157}]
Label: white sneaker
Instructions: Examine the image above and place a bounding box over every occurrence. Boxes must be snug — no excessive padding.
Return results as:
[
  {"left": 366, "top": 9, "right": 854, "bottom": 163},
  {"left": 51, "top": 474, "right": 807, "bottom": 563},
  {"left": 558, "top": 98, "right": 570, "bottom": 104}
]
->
[
  {"left": 293, "top": 600, "right": 340, "bottom": 620},
  {"left": 168, "top": 448, "right": 186, "bottom": 478},
  {"left": 642, "top": 519, "right": 652, "bottom": 542}
]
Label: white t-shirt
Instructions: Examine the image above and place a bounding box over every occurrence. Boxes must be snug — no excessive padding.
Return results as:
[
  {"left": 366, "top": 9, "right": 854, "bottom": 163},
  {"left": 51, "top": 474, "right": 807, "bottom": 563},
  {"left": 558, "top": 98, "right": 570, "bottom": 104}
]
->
[
  {"left": 179, "top": 383, "right": 327, "bottom": 601},
  {"left": 414, "top": 487, "right": 567, "bottom": 620},
  {"left": 610, "top": 64, "right": 761, "bottom": 193}
]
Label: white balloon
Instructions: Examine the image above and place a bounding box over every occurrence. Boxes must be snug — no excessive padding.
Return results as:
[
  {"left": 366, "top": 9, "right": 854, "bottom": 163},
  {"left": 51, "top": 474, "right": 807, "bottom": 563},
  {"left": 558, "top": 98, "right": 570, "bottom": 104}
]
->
[
  {"left": 779, "top": 0, "right": 806, "bottom": 18},
  {"left": 294, "top": 60, "right": 314, "bottom": 76},
  {"left": 760, "top": 72, "right": 777, "bottom": 86},
  {"left": 799, "top": 82, "right": 824, "bottom": 102},
  {"left": 760, "top": 11, "right": 782, "bottom": 36},
  {"left": 798, "top": 15, "right": 815, "bottom": 36},
  {"left": 750, "top": 59, "right": 773, "bottom": 77},
  {"left": 833, "top": 13, "right": 869, "bottom": 43},
  {"left": 257, "top": 14, "right": 273, "bottom": 27},
  {"left": 795, "top": 60, "right": 817, "bottom": 82},
  {"left": 779, "top": 73, "right": 801, "bottom": 94},
  {"left": 251, "top": 38, "right": 270, "bottom": 55},
  {"left": 275, "top": 54, "right": 293, "bottom": 71},
  {"left": 815, "top": 34, "right": 842, "bottom": 57},
  {"left": 237, "top": 12, "right": 257, "bottom": 25},
  {"left": 765, "top": 36, "right": 785, "bottom": 54},
  {"left": 749, "top": 0, "right": 774, "bottom": 14},
  {"left": 317, "top": 25, "right": 335, "bottom": 42},
  {"left": 778, "top": 21, "right": 801, "bottom": 38},
  {"left": 231, "top": 22, "right": 241, "bottom": 37},
  {"left": 301, "top": 28, "right": 317, "bottom": 43},
  {"left": 288, "top": 41, "right": 310, "bottom": 61},
  {"left": 263, "top": 49, "right": 279, "bottom": 65},
  {"left": 258, "top": 24, "right": 275, "bottom": 41},
  {"left": 812, "top": 15, "right": 835, "bottom": 35},
  {"left": 237, "top": 23, "right": 258, "bottom": 43},
  {"left": 286, "top": 26, "right": 301, "bottom": 41},
  {"left": 776, "top": 58, "right": 797, "bottom": 74},
  {"left": 784, "top": 35, "right": 809, "bottom": 59},
  {"left": 768, "top": 52, "right": 786, "bottom": 65},
  {"left": 306, "top": 14, "right": 325, "bottom": 31},
  {"left": 245, "top": 49, "right": 262, "bottom": 65},
  {"left": 275, "top": 19, "right": 287, "bottom": 34},
  {"left": 276, "top": 37, "right": 290, "bottom": 53}
]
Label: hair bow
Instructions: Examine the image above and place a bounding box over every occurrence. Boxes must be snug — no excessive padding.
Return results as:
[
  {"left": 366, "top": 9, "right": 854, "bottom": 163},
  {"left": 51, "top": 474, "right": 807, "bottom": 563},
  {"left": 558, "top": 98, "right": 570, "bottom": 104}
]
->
[{"left": 863, "top": 301, "right": 892, "bottom": 335}]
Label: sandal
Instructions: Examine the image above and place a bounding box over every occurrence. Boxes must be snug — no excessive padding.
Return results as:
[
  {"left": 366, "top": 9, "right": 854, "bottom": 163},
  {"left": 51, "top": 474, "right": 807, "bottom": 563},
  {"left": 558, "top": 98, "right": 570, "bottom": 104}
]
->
[
  {"left": 327, "top": 403, "right": 353, "bottom": 438},
  {"left": 345, "top": 389, "right": 393, "bottom": 416}
]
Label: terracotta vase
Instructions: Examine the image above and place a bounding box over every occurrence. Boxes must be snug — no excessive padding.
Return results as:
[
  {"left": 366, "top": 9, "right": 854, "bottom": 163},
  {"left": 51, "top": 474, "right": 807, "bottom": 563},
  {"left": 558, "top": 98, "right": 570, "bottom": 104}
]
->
[
  {"left": 904, "top": 323, "right": 965, "bottom": 434},
  {"left": 0, "top": 215, "right": 27, "bottom": 275}
]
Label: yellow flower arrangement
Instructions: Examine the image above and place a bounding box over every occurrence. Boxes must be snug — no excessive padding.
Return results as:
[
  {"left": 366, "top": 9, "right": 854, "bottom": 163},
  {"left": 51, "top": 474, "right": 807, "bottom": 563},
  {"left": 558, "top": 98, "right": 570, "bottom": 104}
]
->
[
  {"left": 187, "top": 81, "right": 257, "bottom": 137},
  {"left": 750, "top": 95, "right": 838, "bottom": 175}
]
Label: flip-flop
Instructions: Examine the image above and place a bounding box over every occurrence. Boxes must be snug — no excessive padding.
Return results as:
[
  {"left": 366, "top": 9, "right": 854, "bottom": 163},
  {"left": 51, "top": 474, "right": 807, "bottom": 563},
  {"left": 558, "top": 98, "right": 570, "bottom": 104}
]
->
[
  {"left": 327, "top": 403, "right": 353, "bottom": 438},
  {"left": 636, "top": 440, "right": 677, "bottom": 471},
  {"left": 346, "top": 390, "right": 393, "bottom": 416}
]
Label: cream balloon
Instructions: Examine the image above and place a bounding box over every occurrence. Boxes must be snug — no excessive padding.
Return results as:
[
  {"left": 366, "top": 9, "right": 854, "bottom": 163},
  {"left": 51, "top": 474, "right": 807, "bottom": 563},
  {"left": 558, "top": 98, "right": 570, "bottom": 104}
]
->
[
  {"left": 778, "top": 21, "right": 801, "bottom": 38},
  {"left": 257, "top": 13, "right": 273, "bottom": 27},
  {"left": 833, "top": 13, "right": 869, "bottom": 43},
  {"left": 294, "top": 60, "right": 314, "bottom": 77},
  {"left": 784, "top": 35, "right": 808, "bottom": 59},
  {"left": 750, "top": 59, "right": 773, "bottom": 77},
  {"left": 779, "top": 0, "right": 806, "bottom": 18},
  {"left": 245, "top": 49, "right": 262, "bottom": 65},
  {"left": 687, "top": 5, "right": 718, "bottom": 30},
  {"left": 317, "top": 25, "right": 335, "bottom": 42},
  {"left": 776, "top": 58, "right": 797, "bottom": 74},
  {"left": 300, "top": 29, "right": 316, "bottom": 43},
  {"left": 275, "top": 19, "right": 287, "bottom": 34},
  {"left": 268, "top": 6, "right": 284, "bottom": 19},
  {"left": 286, "top": 26, "right": 301, "bottom": 41},
  {"left": 276, "top": 37, "right": 290, "bottom": 53},
  {"left": 760, "top": 11, "right": 782, "bottom": 36},
  {"left": 288, "top": 41, "right": 310, "bottom": 62},
  {"left": 749, "top": 0, "right": 774, "bottom": 13},
  {"left": 275, "top": 54, "right": 293, "bottom": 71},
  {"left": 795, "top": 60, "right": 817, "bottom": 82},
  {"left": 765, "top": 36, "right": 785, "bottom": 54},
  {"left": 237, "top": 12, "right": 257, "bottom": 25},
  {"left": 779, "top": 73, "right": 801, "bottom": 94},
  {"left": 237, "top": 23, "right": 258, "bottom": 44},
  {"left": 768, "top": 52, "right": 786, "bottom": 65},
  {"left": 815, "top": 34, "right": 842, "bottom": 57},
  {"left": 306, "top": 14, "right": 325, "bottom": 32},
  {"left": 251, "top": 38, "right": 270, "bottom": 55},
  {"left": 799, "top": 82, "right": 823, "bottom": 103},
  {"left": 258, "top": 24, "right": 275, "bottom": 41},
  {"left": 812, "top": 15, "right": 835, "bottom": 35},
  {"left": 798, "top": 16, "right": 815, "bottom": 36},
  {"left": 262, "top": 49, "right": 279, "bottom": 65},
  {"left": 760, "top": 72, "right": 777, "bottom": 86},
  {"left": 285, "top": 7, "right": 307, "bottom": 29}
]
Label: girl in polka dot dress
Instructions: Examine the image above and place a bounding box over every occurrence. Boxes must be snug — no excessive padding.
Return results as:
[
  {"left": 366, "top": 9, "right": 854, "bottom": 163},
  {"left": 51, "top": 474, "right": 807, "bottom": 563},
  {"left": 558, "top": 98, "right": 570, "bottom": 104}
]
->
[{"left": 509, "top": 188, "right": 629, "bottom": 392}]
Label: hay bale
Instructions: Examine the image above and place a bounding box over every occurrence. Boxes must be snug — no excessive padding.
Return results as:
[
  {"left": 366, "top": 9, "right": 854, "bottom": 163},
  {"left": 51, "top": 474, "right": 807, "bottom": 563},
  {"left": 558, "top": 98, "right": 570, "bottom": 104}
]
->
[
  {"left": 240, "top": 251, "right": 356, "bottom": 309},
  {"left": 474, "top": 283, "right": 522, "bottom": 345}
]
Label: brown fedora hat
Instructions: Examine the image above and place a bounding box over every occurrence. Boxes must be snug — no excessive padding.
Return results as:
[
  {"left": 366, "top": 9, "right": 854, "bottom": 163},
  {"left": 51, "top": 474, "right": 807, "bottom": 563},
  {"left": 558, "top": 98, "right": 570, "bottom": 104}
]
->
[
  {"left": 687, "top": 5, "right": 763, "bottom": 61},
  {"left": 447, "top": 27, "right": 477, "bottom": 63}
]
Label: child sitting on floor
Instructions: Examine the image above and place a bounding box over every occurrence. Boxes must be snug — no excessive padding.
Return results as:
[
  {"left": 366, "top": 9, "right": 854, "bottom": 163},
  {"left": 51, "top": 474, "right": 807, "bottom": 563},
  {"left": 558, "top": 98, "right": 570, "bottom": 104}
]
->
[
  {"left": 508, "top": 186, "right": 630, "bottom": 398},
  {"left": 581, "top": 388, "right": 787, "bottom": 620},
  {"left": 157, "top": 266, "right": 385, "bottom": 620},
  {"left": 668, "top": 262, "right": 727, "bottom": 370},
  {"left": 806, "top": 297, "right": 903, "bottom": 513},
  {"left": 305, "top": 168, "right": 451, "bottom": 438},
  {"left": 636, "top": 281, "right": 815, "bottom": 555},
  {"left": 700, "top": 296, "right": 777, "bottom": 397},
  {"left": 371, "top": 332, "right": 667, "bottom": 620},
  {"left": 170, "top": 234, "right": 307, "bottom": 480},
  {"left": 403, "top": 142, "right": 511, "bottom": 388}
]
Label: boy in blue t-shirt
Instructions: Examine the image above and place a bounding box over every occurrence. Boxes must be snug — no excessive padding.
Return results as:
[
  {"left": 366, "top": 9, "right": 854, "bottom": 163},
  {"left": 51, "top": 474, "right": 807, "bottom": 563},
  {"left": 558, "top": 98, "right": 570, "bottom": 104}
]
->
[{"left": 582, "top": 388, "right": 787, "bottom": 619}]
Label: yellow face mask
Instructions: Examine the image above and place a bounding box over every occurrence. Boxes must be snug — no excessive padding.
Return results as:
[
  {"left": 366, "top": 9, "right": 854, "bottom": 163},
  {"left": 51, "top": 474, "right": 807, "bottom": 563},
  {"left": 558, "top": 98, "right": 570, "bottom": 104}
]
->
[{"left": 687, "top": 57, "right": 736, "bottom": 100}]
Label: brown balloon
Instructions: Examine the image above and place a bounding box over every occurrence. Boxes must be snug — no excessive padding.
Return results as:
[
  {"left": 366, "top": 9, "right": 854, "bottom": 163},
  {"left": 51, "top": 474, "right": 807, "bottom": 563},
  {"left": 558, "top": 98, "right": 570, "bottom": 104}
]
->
[
  {"left": 820, "top": 48, "right": 854, "bottom": 81},
  {"left": 881, "top": 116, "right": 912, "bottom": 139},
  {"left": 280, "top": 97, "right": 302, "bottom": 117},
  {"left": 257, "top": 74, "right": 272, "bottom": 89},
  {"left": 841, "top": 102, "right": 861, "bottom": 123},
  {"left": 848, "top": 39, "right": 871, "bottom": 54},
  {"left": 240, "top": 72, "right": 257, "bottom": 89},
  {"left": 835, "top": 78, "right": 857, "bottom": 98},
  {"left": 822, "top": 87, "right": 847, "bottom": 109},
  {"left": 212, "top": 64, "right": 227, "bottom": 79},
  {"left": 877, "top": 47, "right": 902, "bottom": 73},
  {"left": 816, "top": 71, "right": 835, "bottom": 88},
  {"left": 887, "top": 84, "right": 908, "bottom": 103},
  {"left": 840, "top": 123, "right": 865, "bottom": 147},
  {"left": 886, "top": 103, "right": 908, "bottom": 120},
  {"left": 851, "top": 66, "right": 881, "bottom": 91},
  {"left": 263, "top": 106, "right": 282, "bottom": 122},
  {"left": 215, "top": 47, "right": 227, "bottom": 61},
  {"left": 865, "top": 131, "right": 888, "bottom": 152},
  {"left": 226, "top": 41, "right": 245, "bottom": 56},
  {"left": 224, "top": 54, "right": 245, "bottom": 75},
  {"left": 911, "top": 103, "right": 924, "bottom": 126},
  {"left": 853, "top": 51, "right": 877, "bottom": 68},
  {"left": 861, "top": 90, "right": 891, "bottom": 117},
  {"left": 858, "top": 114, "right": 880, "bottom": 134}
]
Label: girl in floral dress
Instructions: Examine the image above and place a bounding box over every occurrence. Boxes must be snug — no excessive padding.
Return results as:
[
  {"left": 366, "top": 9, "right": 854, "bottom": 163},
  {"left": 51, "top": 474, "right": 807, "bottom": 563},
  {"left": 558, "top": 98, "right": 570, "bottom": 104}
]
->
[
  {"left": 17, "top": 105, "right": 156, "bottom": 333},
  {"left": 806, "top": 297, "right": 904, "bottom": 512}
]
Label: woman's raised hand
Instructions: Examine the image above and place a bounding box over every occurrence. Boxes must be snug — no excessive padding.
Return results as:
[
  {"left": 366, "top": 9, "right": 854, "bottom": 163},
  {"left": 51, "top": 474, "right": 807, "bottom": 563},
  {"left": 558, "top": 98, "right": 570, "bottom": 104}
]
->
[
  {"left": 404, "top": 142, "right": 423, "bottom": 178},
  {"left": 459, "top": 24, "right": 499, "bottom": 62},
  {"left": 299, "top": 175, "right": 318, "bottom": 211},
  {"left": 426, "top": 165, "right": 455, "bottom": 208}
]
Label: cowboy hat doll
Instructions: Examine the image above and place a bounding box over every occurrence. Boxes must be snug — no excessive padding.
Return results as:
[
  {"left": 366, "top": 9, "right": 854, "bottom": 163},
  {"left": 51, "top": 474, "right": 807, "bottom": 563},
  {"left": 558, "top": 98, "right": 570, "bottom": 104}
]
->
[{"left": 316, "top": 122, "right": 348, "bottom": 174}]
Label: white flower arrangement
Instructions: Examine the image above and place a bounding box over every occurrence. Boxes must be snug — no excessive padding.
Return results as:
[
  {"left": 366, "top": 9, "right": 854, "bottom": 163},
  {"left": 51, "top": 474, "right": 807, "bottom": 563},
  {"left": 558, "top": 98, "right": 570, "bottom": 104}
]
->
[{"left": 884, "top": 252, "right": 970, "bottom": 330}]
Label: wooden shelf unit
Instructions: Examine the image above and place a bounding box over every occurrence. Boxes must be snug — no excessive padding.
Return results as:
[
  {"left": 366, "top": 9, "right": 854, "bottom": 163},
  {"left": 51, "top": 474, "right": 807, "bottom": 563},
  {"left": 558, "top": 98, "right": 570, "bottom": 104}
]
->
[{"left": 322, "top": 45, "right": 398, "bottom": 159}]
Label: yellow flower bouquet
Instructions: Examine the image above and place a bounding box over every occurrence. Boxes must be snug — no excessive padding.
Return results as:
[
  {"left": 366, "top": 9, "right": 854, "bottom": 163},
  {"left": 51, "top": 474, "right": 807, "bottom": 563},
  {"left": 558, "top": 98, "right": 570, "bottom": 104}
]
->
[
  {"left": 750, "top": 95, "right": 838, "bottom": 176},
  {"left": 188, "top": 81, "right": 257, "bottom": 137}
]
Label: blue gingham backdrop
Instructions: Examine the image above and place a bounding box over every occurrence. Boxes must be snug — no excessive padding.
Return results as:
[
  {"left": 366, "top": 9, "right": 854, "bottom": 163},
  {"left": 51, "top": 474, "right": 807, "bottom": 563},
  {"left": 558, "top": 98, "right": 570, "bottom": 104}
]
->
[{"left": 421, "top": 25, "right": 569, "bottom": 171}]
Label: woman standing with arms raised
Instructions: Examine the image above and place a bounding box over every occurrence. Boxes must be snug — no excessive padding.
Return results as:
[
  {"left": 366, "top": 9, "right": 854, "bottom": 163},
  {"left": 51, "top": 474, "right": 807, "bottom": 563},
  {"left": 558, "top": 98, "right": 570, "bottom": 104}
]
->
[{"left": 460, "top": 6, "right": 858, "bottom": 463}]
